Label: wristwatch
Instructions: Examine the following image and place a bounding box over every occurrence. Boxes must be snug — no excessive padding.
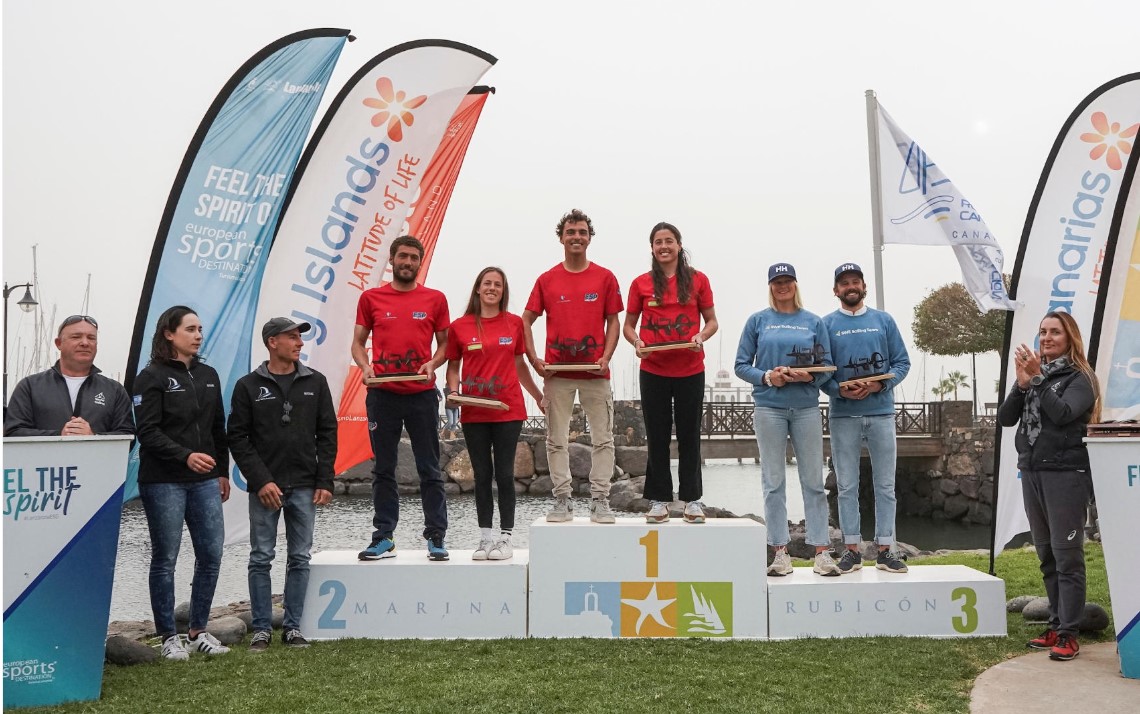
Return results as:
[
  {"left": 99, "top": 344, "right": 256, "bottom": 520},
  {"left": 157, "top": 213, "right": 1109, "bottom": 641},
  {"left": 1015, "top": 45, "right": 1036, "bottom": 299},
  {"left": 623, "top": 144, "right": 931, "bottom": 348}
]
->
[{"left": 1030, "top": 374, "right": 1044, "bottom": 387}]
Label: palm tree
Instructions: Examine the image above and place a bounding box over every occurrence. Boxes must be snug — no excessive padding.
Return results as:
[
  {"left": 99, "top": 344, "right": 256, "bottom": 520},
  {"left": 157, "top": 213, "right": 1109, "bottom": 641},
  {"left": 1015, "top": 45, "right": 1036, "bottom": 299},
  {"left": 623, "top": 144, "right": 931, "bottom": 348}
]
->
[
  {"left": 946, "top": 370, "right": 970, "bottom": 400},
  {"left": 932, "top": 381, "right": 952, "bottom": 401}
]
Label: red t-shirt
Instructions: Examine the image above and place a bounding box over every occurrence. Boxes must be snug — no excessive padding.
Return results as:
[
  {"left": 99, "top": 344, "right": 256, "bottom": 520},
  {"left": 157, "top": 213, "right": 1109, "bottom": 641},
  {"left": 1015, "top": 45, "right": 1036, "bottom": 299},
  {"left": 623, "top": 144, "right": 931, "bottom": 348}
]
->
[
  {"left": 525, "top": 262, "right": 623, "bottom": 380},
  {"left": 445, "top": 312, "right": 527, "bottom": 423},
  {"left": 355, "top": 284, "right": 449, "bottom": 394},
  {"left": 626, "top": 270, "right": 714, "bottom": 378}
]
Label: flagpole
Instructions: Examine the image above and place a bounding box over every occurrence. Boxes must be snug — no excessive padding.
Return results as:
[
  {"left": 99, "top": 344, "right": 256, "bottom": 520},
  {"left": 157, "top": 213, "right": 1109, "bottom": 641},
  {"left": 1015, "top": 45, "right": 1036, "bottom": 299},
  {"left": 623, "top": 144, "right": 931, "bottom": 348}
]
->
[{"left": 865, "top": 89, "right": 886, "bottom": 310}]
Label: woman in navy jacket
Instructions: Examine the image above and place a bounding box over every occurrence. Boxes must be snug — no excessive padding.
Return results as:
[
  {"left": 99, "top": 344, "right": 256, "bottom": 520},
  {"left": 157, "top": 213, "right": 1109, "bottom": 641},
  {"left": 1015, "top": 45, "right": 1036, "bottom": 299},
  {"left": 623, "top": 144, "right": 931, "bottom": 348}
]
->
[{"left": 133, "top": 305, "right": 231, "bottom": 660}]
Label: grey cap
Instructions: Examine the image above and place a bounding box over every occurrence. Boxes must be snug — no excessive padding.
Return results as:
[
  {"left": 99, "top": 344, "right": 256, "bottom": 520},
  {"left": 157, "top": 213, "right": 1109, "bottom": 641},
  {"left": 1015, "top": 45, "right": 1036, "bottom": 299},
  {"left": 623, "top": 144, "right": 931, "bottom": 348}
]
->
[{"left": 262, "top": 317, "right": 311, "bottom": 345}]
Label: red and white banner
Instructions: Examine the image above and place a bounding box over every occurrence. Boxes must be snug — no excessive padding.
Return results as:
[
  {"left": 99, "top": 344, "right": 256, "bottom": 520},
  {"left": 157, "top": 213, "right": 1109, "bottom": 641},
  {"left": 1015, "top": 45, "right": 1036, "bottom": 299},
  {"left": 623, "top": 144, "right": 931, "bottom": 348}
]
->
[
  {"left": 252, "top": 41, "right": 496, "bottom": 502},
  {"left": 332, "top": 86, "right": 495, "bottom": 471},
  {"left": 992, "top": 73, "right": 1140, "bottom": 556}
]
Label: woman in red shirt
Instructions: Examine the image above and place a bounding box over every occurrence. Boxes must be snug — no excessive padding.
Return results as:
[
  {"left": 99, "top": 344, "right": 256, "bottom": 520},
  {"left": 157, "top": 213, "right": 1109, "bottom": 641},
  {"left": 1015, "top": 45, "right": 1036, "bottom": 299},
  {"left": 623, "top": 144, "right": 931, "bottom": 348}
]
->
[
  {"left": 446, "top": 267, "right": 543, "bottom": 560},
  {"left": 623, "top": 222, "right": 718, "bottom": 524}
]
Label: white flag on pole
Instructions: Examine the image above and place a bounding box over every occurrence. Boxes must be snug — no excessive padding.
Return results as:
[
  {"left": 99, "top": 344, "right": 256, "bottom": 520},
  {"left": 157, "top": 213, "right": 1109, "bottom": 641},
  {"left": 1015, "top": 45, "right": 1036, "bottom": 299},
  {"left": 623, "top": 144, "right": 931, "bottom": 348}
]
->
[{"left": 876, "top": 103, "right": 1017, "bottom": 312}]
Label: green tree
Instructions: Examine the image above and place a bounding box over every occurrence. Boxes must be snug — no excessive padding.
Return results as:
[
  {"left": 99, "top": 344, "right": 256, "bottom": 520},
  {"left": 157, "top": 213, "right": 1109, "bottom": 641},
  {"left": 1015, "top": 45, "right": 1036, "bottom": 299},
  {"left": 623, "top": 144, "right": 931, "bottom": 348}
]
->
[
  {"left": 931, "top": 381, "right": 952, "bottom": 401},
  {"left": 912, "top": 280, "right": 1009, "bottom": 412},
  {"left": 945, "top": 370, "right": 970, "bottom": 400}
]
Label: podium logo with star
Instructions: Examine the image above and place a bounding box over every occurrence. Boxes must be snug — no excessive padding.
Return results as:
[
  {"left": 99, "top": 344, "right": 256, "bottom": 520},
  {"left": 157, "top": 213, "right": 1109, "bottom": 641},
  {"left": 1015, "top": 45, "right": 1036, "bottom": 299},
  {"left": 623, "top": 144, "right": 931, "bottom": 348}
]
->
[{"left": 566, "top": 581, "right": 732, "bottom": 638}]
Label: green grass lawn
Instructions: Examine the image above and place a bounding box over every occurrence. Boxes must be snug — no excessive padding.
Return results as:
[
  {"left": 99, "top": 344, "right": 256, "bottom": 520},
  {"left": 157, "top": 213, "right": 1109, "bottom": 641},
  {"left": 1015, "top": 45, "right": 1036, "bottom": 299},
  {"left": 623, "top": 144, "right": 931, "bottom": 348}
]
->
[{"left": 25, "top": 545, "right": 1113, "bottom": 714}]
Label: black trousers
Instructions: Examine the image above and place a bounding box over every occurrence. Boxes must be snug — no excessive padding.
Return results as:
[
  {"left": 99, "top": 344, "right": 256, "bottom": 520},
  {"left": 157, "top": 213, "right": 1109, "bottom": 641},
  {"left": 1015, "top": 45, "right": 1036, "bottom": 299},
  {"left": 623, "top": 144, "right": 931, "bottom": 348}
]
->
[
  {"left": 1021, "top": 468, "right": 1092, "bottom": 636},
  {"left": 640, "top": 370, "right": 704, "bottom": 502},
  {"left": 462, "top": 420, "right": 524, "bottom": 530}
]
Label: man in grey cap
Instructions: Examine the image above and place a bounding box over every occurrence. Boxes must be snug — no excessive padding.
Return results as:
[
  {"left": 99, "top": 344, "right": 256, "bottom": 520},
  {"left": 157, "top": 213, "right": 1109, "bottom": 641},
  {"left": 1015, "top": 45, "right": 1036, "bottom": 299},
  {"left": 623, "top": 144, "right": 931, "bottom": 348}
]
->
[{"left": 228, "top": 317, "right": 337, "bottom": 651}]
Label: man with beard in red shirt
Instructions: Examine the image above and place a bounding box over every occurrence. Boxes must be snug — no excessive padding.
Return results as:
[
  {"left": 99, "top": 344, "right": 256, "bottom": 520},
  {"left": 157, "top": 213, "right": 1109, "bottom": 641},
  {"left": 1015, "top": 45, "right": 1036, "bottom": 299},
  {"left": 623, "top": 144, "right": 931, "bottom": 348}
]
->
[
  {"left": 523, "top": 209, "right": 624, "bottom": 524},
  {"left": 352, "top": 236, "right": 451, "bottom": 561}
]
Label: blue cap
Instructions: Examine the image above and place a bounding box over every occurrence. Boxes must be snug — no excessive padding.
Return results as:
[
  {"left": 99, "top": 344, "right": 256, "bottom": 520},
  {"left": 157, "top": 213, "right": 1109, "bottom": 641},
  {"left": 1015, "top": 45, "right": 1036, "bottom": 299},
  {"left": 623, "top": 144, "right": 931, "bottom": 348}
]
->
[
  {"left": 834, "top": 262, "right": 864, "bottom": 283},
  {"left": 768, "top": 263, "right": 796, "bottom": 282}
]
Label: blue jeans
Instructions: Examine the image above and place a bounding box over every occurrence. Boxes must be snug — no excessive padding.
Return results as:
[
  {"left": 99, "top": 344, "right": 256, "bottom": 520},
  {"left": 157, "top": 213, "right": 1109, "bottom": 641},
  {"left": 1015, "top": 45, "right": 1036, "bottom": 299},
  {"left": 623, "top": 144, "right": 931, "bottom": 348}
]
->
[
  {"left": 139, "top": 479, "right": 224, "bottom": 638},
  {"left": 753, "top": 406, "right": 830, "bottom": 547},
  {"left": 248, "top": 488, "right": 316, "bottom": 632},
  {"left": 366, "top": 388, "right": 448, "bottom": 542},
  {"left": 830, "top": 415, "right": 897, "bottom": 546}
]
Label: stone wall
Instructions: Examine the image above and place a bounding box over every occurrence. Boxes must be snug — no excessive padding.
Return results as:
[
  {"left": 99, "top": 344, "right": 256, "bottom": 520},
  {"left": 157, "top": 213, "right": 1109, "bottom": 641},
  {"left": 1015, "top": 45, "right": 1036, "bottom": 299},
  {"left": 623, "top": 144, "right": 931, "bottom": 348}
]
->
[
  {"left": 336, "top": 399, "right": 999, "bottom": 525},
  {"left": 896, "top": 401, "right": 995, "bottom": 525}
]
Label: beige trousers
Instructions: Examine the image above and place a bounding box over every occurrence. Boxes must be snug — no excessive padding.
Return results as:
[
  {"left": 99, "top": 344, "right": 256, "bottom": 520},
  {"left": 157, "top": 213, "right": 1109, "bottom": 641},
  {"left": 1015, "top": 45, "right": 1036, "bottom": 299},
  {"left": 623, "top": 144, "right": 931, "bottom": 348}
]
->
[{"left": 544, "top": 376, "right": 614, "bottom": 499}]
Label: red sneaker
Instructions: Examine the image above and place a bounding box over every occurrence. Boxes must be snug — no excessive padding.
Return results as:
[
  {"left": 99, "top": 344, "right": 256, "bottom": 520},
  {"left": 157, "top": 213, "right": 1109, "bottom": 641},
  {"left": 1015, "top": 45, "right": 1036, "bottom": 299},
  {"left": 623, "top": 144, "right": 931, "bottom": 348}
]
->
[
  {"left": 1027, "top": 628, "right": 1058, "bottom": 650},
  {"left": 1050, "top": 633, "right": 1080, "bottom": 661}
]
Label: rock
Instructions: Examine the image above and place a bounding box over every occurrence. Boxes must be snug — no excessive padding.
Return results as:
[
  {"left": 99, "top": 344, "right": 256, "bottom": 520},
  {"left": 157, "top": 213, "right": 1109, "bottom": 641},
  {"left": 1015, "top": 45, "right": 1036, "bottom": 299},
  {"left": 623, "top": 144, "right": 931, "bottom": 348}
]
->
[
  {"left": 824, "top": 469, "right": 837, "bottom": 491},
  {"left": 445, "top": 449, "right": 475, "bottom": 492},
  {"left": 107, "top": 619, "right": 154, "bottom": 642},
  {"left": 914, "top": 475, "right": 931, "bottom": 497},
  {"left": 947, "top": 453, "right": 975, "bottom": 477},
  {"left": 785, "top": 521, "right": 844, "bottom": 560},
  {"left": 609, "top": 480, "right": 631, "bottom": 497},
  {"left": 1007, "top": 595, "right": 1036, "bottom": 613},
  {"left": 931, "top": 487, "right": 946, "bottom": 510},
  {"left": 513, "top": 444, "right": 535, "bottom": 478},
  {"left": 568, "top": 443, "right": 593, "bottom": 479},
  {"left": 174, "top": 601, "right": 191, "bottom": 628},
  {"left": 397, "top": 485, "right": 420, "bottom": 496},
  {"left": 529, "top": 474, "right": 554, "bottom": 495},
  {"left": 235, "top": 610, "right": 253, "bottom": 628},
  {"left": 534, "top": 442, "right": 550, "bottom": 475},
  {"left": 615, "top": 447, "right": 648, "bottom": 477},
  {"left": 443, "top": 482, "right": 461, "bottom": 495},
  {"left": 347, "top": 481, "right": 372, "bottom": 496},
  {"left": 271, "top": 607, "right": 285, "bottom": 630},
  {"left": 105, "top": 636, "right": 158, "bottom": 666},
  {"left": 1022, "top": 597, "right": 1051, "bottom": 622},
  {"left": 574, "top": 481, "right": 592, "bottom": 496},
  {"left": 969, "top": 503, "right": 993, "bottom": 524},
  {"left": 609, "top": 491, "right": 635, "bottom": 511},
  {"left": 628, "top": 497, "right": 650, "bottom": 512},
  {"left": 514, "top": 480, "right": 529, "bottom": 494},
  {"left": 940, "top": 479, "right": 961, "bottom": 496},
  {"left": 1079, "top": 603, "right": 1110, "bottom": 632},
  {"left": 628, "top": 475, "right": 646, "bottom": 495},
  {"left": 960, "top": 476, "right": 980, "bottom": 500},
  {"left": 205, "top": 616, "right": 247, "bottom": 645},
  {"left": 978, "top": 480, "right": 994, "bottom": 504},
  {"left": 943, "top": 494, "right": 970, "bottom": 519}
]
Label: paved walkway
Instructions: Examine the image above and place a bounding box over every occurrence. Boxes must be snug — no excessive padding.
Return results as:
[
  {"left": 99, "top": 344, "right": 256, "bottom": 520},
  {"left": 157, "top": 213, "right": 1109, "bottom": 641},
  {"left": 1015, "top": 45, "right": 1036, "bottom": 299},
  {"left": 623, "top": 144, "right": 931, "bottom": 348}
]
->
[{"left": 971, "top": 642, "right": 1138, "bottom": 713}]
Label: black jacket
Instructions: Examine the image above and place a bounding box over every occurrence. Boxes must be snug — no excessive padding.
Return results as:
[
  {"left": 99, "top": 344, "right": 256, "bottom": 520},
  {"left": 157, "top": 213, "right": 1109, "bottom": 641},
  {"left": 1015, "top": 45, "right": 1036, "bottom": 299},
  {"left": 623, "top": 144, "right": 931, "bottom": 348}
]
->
[
  {"left": 228, "top": 362, "right": 337, "bottom": 494},
  {"left": 133, "top": 357, "right": 229, "bottom": 484},
  {"left": 4, "top": 362, "right": 134, "bottom": 437},
  {"left": 998, "top": 364, "right": 1094, "bottom": 471}
]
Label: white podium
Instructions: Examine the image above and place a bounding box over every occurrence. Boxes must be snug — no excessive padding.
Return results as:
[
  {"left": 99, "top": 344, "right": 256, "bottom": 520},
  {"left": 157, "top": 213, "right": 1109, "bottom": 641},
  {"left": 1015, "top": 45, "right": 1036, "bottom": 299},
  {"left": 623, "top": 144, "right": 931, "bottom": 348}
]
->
[
  {"left": 3, "top": 435, "right": 132, "bottom": 708},
  {"left": 528, "top": 517, "right": 768, "bottom": 638},
  {"left": 298, "top": 549, "right": 529, "bottom": 639},
  {"left": 767, "top": 564, "right": 1006, "bottom": 639},
  {"left": 1087, "top": 436, "right": 1140, "bottom": 678}
]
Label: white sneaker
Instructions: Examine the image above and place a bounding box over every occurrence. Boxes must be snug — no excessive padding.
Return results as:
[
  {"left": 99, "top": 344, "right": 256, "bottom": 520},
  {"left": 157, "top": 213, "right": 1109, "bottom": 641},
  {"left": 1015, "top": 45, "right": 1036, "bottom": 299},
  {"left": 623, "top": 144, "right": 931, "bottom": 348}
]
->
[
  {"left": 767, "top": 549, "right": 793, "bottom": 576},
  {"left": 590, "top": 498, "right": 616, "bottom": 524},
  {"left": 546, "top": 496, "right": 573, "bottom": 522},
  {"left": 472, "top": 538, "right": 493, "bottom": 560},
  {"left": 160, "top": 634, "right": 189, "bottom": 661},
  {"left": 813, "top": 550, "right": 841, "bottom": 577},
  {"left": 488, "top": 535, "right": 514, "bottom": 560},
  {"left": 646, "top": 501, "right": 669, "bottom": 523},
  {"left": 186, "top": 631, "right": 231, "bottom": 655},
  {"left": 683, "top": 501, "right": 705, "bottom": 524}
]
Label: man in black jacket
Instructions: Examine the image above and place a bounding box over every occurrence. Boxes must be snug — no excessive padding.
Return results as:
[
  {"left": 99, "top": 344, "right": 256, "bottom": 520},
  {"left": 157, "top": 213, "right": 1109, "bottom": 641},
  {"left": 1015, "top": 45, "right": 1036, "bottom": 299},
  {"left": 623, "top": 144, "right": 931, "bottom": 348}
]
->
[
  {"left": 229, "top": 317, "right": 337, "bottom": 652},
  {"left": 4, "top": 314, "right": 133, "bottom": 436}
]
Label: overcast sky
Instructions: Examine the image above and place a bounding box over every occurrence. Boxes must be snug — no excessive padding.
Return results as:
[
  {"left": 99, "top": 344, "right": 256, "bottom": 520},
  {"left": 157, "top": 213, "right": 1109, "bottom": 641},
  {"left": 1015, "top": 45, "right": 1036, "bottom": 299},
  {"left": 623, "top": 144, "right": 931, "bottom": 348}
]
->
[{"left": 4, "top": 1, "right": 1137, "bottom": 405}]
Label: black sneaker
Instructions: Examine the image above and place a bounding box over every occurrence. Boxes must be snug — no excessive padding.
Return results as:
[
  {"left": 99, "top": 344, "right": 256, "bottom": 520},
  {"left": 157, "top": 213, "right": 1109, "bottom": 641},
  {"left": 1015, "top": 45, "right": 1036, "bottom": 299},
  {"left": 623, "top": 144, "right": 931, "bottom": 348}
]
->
[
  {"left": 283, "top": 629, "right": 310, "bottom": 649},
  {"left": 876, "top": 549, "right": 908, "bottom": 573},
  {"left": 248, "top": 630, "right": 271, "bottom": 653},
  {"left": 837, "top": 549, "right": 863, "bottom": 574}
]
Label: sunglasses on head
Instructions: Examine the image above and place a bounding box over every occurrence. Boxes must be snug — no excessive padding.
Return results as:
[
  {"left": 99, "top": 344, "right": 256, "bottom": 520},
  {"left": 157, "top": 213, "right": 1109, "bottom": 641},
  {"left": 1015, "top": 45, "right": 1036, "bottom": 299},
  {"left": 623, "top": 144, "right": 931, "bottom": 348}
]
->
[{"left": 59, "top": 315, "right": 98, "bottom": 334}]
